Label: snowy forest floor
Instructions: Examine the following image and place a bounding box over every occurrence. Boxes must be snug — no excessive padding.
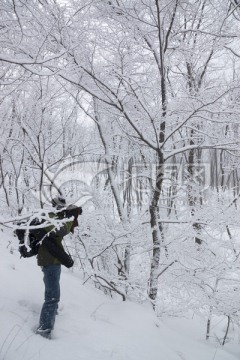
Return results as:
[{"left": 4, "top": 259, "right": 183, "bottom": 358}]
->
[{"left": 0, "top": 230, "right": 239, "bottom": 360}]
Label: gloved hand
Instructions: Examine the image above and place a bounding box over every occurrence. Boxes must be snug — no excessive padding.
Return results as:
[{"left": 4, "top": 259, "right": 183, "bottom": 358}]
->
[{"left": 64, "top": 254, "right": 74, "bottom": 268}]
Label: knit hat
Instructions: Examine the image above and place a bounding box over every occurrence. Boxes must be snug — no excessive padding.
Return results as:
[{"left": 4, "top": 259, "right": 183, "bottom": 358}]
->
[{"left": 51, "top": 196, "right": 66, "bottom": 210}]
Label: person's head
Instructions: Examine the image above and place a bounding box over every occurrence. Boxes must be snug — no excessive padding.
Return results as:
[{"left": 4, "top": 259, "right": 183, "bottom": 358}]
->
[
  {"left": 51, "top": 196, "right": 66, "bottom": 210},
  {"left": 65, "top": 205, "right": 82, "bottom": 233}
]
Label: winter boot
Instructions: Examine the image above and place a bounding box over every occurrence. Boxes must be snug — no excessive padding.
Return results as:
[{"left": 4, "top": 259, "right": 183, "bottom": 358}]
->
[{"left": 35, "top": 327, "right": 51, "bottom": 339}]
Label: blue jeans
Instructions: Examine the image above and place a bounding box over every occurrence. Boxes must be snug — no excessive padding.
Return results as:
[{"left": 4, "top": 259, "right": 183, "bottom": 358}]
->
[{"left": 39, "top": 264, "right": 61, "bottom": 330}]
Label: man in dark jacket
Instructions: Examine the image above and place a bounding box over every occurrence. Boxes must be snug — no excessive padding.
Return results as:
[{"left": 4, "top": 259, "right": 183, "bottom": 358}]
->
[{"left": 36, "top": 200, "right": 82, "bottom": 339}]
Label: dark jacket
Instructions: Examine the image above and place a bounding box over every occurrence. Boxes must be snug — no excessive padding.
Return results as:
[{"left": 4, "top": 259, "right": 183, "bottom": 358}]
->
[{"left": 37, "top": 217, "right": 74, "bottom": 268}]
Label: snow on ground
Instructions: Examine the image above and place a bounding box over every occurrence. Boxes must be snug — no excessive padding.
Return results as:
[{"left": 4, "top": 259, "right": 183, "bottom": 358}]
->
[{"left": 0, "top": 230, "right": 239, "bottom": 360}]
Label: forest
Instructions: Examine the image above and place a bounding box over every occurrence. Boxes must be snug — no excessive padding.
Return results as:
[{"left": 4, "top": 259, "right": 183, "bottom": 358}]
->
[{"left": 1, "top": 0, "right": 240, "bottom": 344}]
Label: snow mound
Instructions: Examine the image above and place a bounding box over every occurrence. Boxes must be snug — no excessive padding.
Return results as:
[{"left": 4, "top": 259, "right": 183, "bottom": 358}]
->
[{"left": 0, "top": 231, "right": 239, "bottom": 360}]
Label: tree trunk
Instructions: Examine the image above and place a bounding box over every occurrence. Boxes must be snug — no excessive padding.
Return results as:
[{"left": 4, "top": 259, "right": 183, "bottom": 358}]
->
[{"left": 148, "top": 151, "right": 164, "bottom": 304}]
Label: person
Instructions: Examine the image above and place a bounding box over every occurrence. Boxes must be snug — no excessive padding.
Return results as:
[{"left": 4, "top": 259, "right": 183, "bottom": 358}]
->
[{"left": 35, "top": 198, "right": 82, "bottom": 339}]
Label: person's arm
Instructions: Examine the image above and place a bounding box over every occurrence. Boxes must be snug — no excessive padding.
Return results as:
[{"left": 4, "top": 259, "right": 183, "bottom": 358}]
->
[{"left": 42, "top": 235, "right": 74, "bottom": 268}]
